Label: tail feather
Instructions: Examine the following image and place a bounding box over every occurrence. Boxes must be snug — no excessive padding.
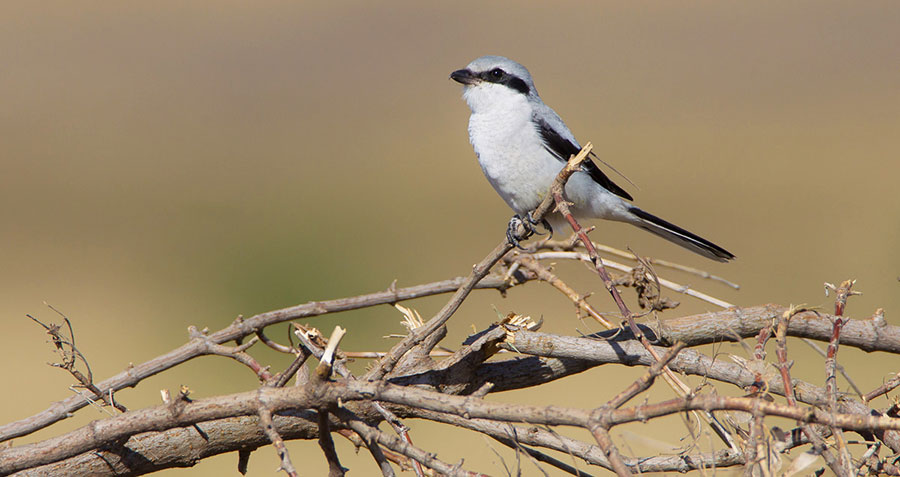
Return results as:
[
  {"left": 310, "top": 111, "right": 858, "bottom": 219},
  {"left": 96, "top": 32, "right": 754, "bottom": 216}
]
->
[{"left": 628, "top": 207, "right": 735, "bottom": 262}]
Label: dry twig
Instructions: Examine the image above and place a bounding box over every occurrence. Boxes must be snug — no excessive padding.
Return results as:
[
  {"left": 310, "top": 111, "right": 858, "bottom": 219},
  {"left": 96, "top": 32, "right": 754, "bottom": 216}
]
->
[{"left": 7, "top": 145, "right": 900, "bottom": 476}]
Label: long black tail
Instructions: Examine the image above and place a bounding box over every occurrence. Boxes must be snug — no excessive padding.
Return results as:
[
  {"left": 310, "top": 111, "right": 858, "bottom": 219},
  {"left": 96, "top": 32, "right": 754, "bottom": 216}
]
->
[{"left": 629, "top": 207, "right": 735, "bottom": 262}]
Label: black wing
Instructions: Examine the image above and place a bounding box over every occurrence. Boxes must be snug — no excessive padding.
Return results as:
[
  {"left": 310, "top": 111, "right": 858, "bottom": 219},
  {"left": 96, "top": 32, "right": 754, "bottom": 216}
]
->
[{"left": 535, "top": 117, "right": 633, "bottom": 201}]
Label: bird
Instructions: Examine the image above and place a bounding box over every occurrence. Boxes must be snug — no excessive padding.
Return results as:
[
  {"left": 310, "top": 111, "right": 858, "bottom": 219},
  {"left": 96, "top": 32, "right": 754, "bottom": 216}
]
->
[{"left": 450, "top": 55, "right": 734, "bottom": 262}]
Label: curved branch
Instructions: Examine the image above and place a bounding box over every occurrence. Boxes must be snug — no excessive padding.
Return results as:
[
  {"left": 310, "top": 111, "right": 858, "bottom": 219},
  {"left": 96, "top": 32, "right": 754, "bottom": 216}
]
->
[
  {"left": 655, "top": 304, "right": 898, "bottom": 352},
  {"left": 1, "top": 274, "right": 525, "bottom": 443}
]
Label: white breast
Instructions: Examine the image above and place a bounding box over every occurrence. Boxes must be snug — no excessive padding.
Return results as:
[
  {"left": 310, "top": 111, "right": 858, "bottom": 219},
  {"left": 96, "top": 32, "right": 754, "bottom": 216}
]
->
[{"left": 463, "top": 84, "right": 564, "bottom": 215}]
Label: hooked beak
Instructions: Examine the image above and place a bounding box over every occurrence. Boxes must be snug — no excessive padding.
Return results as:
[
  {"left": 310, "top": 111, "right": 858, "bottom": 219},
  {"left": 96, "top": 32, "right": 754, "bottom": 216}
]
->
[{"left": 450, "top": 68, "right": 478, "bottom": 85}]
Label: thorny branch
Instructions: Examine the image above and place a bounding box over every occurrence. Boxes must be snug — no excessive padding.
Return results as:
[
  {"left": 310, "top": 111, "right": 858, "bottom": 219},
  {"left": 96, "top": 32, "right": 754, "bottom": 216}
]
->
[
  {"left": 27, "top": 309, "right": 127, "bottom": 414},
  {"left": 6, "top": 144, "right": 900, "bottom": 476}
]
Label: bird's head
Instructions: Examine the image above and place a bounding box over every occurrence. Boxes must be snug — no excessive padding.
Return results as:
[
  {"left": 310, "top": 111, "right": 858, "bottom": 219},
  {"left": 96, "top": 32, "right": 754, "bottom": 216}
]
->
[{"left": 450, "top": 55, "right": 538, "bottom": 113}]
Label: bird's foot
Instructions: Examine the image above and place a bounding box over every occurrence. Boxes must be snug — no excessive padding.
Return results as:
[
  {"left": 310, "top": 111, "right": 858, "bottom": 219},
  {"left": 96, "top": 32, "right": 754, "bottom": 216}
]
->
[
  {"left": 506, "top": 213, "right": 552, "bottom": 250},
  {"left": 506, "top": 215, "right": 533, "bottom": 250},
  {"left": 526, "top": 211, "right": 553, "bottom": 238}
]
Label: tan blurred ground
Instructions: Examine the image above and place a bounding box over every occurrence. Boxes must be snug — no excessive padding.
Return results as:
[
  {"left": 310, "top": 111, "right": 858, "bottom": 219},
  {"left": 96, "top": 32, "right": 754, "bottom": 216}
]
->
[{"left": 2, "top": 1, "right": 899, "bottom": 475}]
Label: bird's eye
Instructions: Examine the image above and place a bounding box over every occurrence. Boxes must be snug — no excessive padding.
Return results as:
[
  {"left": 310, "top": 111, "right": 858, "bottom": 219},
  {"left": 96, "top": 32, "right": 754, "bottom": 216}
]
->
[{"left": 490, "top": 68, "right": 504, "bottom": 79}]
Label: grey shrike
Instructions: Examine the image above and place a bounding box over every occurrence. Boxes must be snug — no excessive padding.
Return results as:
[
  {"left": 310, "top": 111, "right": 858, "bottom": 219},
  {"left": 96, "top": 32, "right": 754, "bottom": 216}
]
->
[{"left": 450, "top": 55, "right": 734, "bottom": 262}]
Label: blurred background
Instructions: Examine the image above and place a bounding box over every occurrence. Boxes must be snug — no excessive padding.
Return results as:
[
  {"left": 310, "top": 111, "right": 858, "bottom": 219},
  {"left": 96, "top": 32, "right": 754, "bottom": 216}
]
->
[{"left": 2, "top": 1, "right": 898, "bottom": 475}]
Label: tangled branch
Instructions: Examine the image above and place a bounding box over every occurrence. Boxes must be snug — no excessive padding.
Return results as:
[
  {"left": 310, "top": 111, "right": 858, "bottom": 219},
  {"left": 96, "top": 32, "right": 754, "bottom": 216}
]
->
[{"left": 5, "top": 145, "right": 899, "bottom": 476}]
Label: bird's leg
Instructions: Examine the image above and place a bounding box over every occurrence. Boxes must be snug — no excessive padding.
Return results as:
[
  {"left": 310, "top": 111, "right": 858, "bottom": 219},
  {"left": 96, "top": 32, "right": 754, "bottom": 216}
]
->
[
  {"left": 506, "top": 215, "right": 534, "bottom": 250},
  {"left": 526, "top": 211, "right": 553, "bottom": 239}
]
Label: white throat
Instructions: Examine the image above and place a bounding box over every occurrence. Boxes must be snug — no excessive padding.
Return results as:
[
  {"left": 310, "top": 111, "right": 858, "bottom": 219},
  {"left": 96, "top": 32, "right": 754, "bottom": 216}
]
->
[{"left": 462, "top": 83, "right": 531, "bottom": 116}]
